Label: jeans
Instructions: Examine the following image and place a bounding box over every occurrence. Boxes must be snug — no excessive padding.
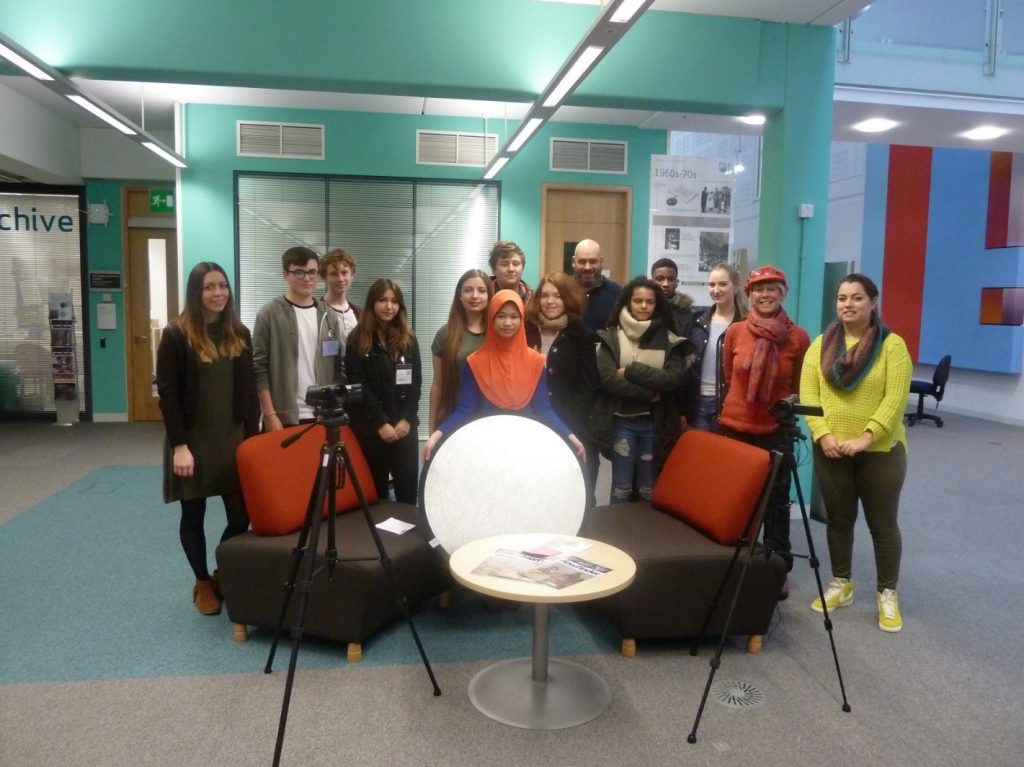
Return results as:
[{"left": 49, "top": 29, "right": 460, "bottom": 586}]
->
[
  {"left": 610, "top": 415, "right": 655, "bottom": 503},
  {"left": 691, "top": 394, "right": 719, "bottom": 432}
]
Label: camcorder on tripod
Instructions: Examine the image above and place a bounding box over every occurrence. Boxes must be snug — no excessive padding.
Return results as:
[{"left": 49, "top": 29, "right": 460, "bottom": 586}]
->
[
  {"left": 688, "top": 395, "right": 851, "bottom": 743},
  {"left": 264, "top": 383, "right": 440, "bottom": 766}
]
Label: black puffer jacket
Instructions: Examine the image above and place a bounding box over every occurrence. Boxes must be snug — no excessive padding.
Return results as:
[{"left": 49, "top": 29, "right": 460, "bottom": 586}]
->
[{"left": 525, "top": 321, "right": 599, "bottom": 439}]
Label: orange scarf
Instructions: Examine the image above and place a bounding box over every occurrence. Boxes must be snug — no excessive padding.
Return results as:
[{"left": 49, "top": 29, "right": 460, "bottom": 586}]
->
[{"left": 468, "top": 291, "right": 545, "bottom": 410}]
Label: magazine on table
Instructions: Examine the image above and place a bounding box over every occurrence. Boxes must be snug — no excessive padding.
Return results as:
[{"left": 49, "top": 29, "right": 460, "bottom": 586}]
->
[{"left": 471, "top": 540, "right": 610, "bottom": 590}]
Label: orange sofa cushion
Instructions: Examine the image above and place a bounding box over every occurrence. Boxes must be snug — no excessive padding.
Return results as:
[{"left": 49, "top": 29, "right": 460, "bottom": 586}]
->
[
  {"left": 237, "top": 424, "right": 379, "bottom": 537},
  {"left": 651, "top": 430, "right": 772, "bottom": 546}
]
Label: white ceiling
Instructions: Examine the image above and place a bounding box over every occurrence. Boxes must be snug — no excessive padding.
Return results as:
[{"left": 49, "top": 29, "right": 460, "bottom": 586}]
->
[{"left": 5, "top": 0, "right": 1024, "bottom": 166}]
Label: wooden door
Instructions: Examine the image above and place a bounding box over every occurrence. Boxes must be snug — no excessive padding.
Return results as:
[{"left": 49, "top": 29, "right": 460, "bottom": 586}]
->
[
  {"left": 126, "top": 227, "right": 178, "bottom": 421},
  {"left": 540, "top": 185, "right": 632, "bottom": 284}
]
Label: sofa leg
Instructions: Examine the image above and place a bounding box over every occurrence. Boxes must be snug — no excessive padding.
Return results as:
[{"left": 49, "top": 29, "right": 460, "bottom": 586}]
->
[
  {"left": 232, "top": 623, "right": 248, "bottom": 642},
  {"left": 437, "top": 589, "right": 453, "bottom": 610},
  {"left": 621, "top": 638, "right": 637, "bottom": 658},
  {"left": 746, "top": 634, "right": 763, "bottom": 654},
  {"left": 347, "top": 642, "right": 363, "bottom": 663}
]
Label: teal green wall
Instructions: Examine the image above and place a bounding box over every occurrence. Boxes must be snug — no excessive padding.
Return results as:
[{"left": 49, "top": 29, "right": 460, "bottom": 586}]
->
[
  {"left": 181, "top": 104, "right": 666, "bottom": 289},
  {"left": 84, "top": 179, "right": 129, "bottom": 414}
]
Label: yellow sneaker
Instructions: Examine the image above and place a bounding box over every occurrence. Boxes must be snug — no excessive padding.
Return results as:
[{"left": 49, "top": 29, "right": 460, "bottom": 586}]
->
[
  {"left": 811, "top": 577, "right": 853, "bottom": 613},
  {"left": 877, "top": 588, "right": 903, "bottom": 632}
]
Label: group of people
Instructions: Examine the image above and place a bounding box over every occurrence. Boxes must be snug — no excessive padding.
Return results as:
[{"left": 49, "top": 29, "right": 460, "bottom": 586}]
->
[{"left": 157, "top": 239, "right": 911, "bottom": 635}]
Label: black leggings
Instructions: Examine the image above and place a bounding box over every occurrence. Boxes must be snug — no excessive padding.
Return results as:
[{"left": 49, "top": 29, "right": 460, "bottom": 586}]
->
[{"left": 179, "top": 494, "right": 249, "bottom": 579}]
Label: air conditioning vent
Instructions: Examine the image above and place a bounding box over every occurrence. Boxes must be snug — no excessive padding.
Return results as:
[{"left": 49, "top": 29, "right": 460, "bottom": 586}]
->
[
  {"left": 237, "top": 121, "right": 324, "bottom": 159},
  {"left": 417, "top": 130, "right": 498, "bottom": 167},
  {"left": 550, "top": 138, "right": 627, "bottom": 174}
]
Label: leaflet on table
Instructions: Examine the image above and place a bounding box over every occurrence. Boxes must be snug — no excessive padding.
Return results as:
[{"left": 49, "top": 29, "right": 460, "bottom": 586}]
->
[{"left": 471, "top": 548, "right": 611, "bottom": 590}]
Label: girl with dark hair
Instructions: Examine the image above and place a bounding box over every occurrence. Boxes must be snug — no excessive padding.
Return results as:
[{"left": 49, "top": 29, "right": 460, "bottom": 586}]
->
[
  {"left": 345, "top": 279, "right": 422, "bottom": 504},
  {"left": 592, "top": 276, "right": 694, "bottom": 503},
  {"left": 800, "top": 274, "right": 911, "bottom": 632},
  {"left": 525, "top": 272, "right": 600, "bottom": 504},
  {"left": 157, "top": 262, "right": 259, "bottom": 616},
  {"left": 428, "top": 269, "right": 492, "bottom": 432},
  {"left": 719, "top": 265, "right": 810, "bottom": 595},
  {"left": 422, "top": 290, "right": 585, "bottom": 462}
]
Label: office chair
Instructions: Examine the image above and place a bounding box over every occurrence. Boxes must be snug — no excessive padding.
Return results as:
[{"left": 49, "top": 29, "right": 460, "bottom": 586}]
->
[{"left": 906, "top": 354, "right": 952, "bottom": 428}]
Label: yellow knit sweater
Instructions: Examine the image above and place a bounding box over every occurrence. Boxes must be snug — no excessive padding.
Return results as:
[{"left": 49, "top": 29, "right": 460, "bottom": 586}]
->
[{"left": 799, "top": 332, "right": 912, "bottom": 453}]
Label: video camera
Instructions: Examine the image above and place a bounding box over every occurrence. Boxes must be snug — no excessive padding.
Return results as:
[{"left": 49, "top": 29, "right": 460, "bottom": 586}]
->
[
  {"left": 769, "top": 393, "right": 824, "bottom": 420},
  {"left": 304, "top": 382, "right": 363, "bottom": 413}
]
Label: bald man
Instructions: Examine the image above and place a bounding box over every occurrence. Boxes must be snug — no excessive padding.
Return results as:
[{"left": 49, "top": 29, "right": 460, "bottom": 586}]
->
[{"left": 571, "top": 239, "right": 622, "bottom": 331}]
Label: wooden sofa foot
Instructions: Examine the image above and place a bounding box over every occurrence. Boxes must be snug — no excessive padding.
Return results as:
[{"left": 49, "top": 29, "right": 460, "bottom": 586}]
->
[
  {"left": 746, "top": 634, "right": 763, "bottom": 654},
  {"left": 347, "top": 642, "right": 363, "bottom": 662},
  {"left": 621, "top": 638, "right": 636, "bottom": 658},
  {"left": 232, "top": 623, "right": 248, "bottom": 642},
  {"left": 437, "top": 589, "right": 452, "bottom": 609}
]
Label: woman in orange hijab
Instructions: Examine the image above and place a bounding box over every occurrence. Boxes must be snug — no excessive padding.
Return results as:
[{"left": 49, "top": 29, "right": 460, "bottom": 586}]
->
[{"left": 422, "top": 290, "right": 585, "bottom": 461}]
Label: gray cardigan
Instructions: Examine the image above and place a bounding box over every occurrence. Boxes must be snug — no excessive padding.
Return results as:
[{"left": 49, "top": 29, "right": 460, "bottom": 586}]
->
[{"left": 252, "top": 296, "right": 345, "bottom": 425}]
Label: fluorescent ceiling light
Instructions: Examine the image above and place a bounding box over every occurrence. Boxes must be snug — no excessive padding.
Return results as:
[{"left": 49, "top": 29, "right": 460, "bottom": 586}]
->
[
  {"left": 66, "top": 94, "right": 137, "bottom": 135},
  {"left": 0, "top": 42, "right": 53, "bottom": 81},
  {"left": 737, "top": 114, "right": 766, "bottom": 126},
  {"left": 611, "top": 0, "right": 647, "bottom": 23},
  {"left": 853, "top": 118, "right": 898, "bottom": 133},
  {"left": 962, "top": 125, "right": 1008, "bottom": 141},
  {"left": 508, "top": 118, "right": 544, "bottom": 152},
  {"left": 483, "top": 156, "right": 510, "bottom": 180},
  {"left": 543, "top": 45, "right": 604, "bottom": 108},
  {"left": 142, "top": 141, "right": 187, "bottom": 168}
]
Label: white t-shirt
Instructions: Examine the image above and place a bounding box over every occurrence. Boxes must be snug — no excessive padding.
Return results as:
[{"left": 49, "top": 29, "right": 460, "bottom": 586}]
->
[
  {"left": 294, "top": 303, "right": 319, "bottom": 420},
  {"left": 331, "top": 304, "right": 358, "bottom": 356},
  {"left": 700, "top": 317, "right": 729, "bottom": 395}
]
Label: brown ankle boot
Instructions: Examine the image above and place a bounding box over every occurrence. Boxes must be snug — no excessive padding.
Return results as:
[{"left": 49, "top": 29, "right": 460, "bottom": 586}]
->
[
  {"left": 193, "top": 578, "right": 222, "bottom": 615},
  {"left": 211, "top": 569, "right": 223, "bottom": 598}
]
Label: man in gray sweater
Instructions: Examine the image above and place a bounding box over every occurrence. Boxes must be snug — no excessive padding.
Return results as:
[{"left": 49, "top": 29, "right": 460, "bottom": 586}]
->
[{"left": 253, "top": 246, "right": 345, "bottom": 429}]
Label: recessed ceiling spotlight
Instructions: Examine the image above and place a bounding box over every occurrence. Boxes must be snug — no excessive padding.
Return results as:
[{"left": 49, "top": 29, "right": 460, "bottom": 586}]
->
[
  {"left": 737, "top": 114, "right": 766, "bottom": 126},
  {"left": 962, "top": 125, "right": 1008, "bottom": 141},
  {"left": 853, "top": 118, "right": 898, "bottom": 133}
]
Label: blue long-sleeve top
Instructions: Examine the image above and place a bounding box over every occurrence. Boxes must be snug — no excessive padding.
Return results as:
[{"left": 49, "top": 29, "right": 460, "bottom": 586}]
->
[{"left": 437, "top": 362, "right": 573, "bottom": 440}]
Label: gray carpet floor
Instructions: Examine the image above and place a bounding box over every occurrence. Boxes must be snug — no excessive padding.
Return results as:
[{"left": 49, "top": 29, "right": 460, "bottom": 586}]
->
[{"left": 1, "top": 414, "right": 1022, "bottom": 766}]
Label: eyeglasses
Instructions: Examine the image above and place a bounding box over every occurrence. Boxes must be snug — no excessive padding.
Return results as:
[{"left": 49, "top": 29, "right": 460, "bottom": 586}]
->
[{"left": 288, "top": 269, "right": 320, "bottom": 280}]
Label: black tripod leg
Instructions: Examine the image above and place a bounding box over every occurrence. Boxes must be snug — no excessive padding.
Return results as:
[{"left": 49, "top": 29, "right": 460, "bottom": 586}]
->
[
  {"left": 689, "top": 537, "right": 746, "bottom": 656},
  {"left": 341, "top": 443, "right": 442, "bottom": 696},
  {"left": 271, "top": 449, "right": 335, "bottom": 767},
  {"left": 789, "top": 453, "right": 851, "bottom": 713},
  {"left": 265, "top": 444, "right": 334, "bottom": 674}
]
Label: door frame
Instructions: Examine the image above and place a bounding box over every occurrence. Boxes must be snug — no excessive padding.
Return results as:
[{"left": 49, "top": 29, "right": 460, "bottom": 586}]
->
[{"left": 539, "top": 183, "right": 633, "bottom": 284}]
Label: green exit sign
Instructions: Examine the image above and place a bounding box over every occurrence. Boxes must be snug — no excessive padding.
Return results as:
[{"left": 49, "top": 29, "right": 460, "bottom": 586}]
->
[{"left": 150, "top": 190, "right": 175, "bottom": 213}]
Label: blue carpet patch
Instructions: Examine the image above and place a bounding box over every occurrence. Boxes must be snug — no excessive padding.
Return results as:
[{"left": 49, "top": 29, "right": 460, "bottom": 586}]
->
[{"left": 0, "top": 467, "right": 620, "bottom": 684}]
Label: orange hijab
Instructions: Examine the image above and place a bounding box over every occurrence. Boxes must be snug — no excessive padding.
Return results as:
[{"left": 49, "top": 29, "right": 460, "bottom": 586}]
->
[{"left": 467, "top": 290, "right": 545, "bottom": 410}]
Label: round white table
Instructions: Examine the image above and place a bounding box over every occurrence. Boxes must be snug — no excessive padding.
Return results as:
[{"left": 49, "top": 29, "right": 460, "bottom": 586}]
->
[{"left": 449, "top": 533, "right": 636, "bottom": 729}]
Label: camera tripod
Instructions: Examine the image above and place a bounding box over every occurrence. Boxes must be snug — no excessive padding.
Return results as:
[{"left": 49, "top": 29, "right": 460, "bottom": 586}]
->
[
  {"left": 265, "top": 411, "right": 440, "bottom": 766},
  {"left": 687, "top": 416, "right": 850, "bottom": 743}
]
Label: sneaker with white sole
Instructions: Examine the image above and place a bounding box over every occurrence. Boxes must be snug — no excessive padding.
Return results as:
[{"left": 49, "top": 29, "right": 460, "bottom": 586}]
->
[
  {"left": 810, "top": 577, "right": 853, "bottom": 613},
  {"left": 877, "top": 588, "right": 903, "bottom": 632}
]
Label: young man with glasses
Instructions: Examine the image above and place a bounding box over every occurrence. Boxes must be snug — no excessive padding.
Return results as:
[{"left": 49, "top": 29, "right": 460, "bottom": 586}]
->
[{"left": 253, "top": 246, "right": 345, "bottom": 430}]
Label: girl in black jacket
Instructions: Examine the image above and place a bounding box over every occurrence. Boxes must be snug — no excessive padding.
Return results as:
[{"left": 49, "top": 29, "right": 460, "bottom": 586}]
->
[
  {"left": 525, "top": 271, "right": 600, "bottom": 505},
  {"left": 344, "top": 279, "right": 422, "bottom": 504}
]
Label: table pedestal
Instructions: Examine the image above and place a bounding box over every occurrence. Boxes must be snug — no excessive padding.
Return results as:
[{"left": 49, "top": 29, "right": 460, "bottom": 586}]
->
[{"left": 466, "top": 603, "right": 612, "bottom": 729}]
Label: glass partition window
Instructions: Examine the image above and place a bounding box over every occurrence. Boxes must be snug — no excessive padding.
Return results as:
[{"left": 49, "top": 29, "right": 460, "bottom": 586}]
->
[{"left": 236, "top": 173, "right": 500, "bottom": 436}]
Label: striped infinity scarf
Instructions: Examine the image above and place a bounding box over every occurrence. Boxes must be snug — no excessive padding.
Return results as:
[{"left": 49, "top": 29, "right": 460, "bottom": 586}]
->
[
  {"left": 742, "top": 307, "right": 794, "bottom": 403},
  {"left": 820, "top": 316, "right": 889, "bottom": 391}
]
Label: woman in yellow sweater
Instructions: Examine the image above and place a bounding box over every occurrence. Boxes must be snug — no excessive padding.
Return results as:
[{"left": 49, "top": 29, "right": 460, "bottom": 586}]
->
[{"left": 799, "top": 274, "right": 911, "bottom": 632}]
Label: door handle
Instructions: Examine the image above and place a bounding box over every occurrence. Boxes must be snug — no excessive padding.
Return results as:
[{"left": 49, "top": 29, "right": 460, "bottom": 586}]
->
[{"left": 134, "top": 334, "right": 149, "bottom": 342}]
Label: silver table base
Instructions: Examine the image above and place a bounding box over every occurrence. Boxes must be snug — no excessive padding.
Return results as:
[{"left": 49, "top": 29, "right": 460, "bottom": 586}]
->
[{"left": 467, "top": 603, "right": 612, "bottom": 729}]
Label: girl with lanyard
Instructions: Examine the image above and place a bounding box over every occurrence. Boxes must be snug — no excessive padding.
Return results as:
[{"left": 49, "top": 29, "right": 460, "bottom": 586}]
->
[
  {"left": 157, "top": 262, "right": 259, "bottom": 615},
  {"left": 422, "top": 290, "right": 585, "bottom": 462},
  {"left": 799, "top": 274, "right": 911, "bottom": 632},
  {"left": 719, "top": 265, "right": 810, "bottom": 596},
  {"left": 344, "top": 279, "right": 421, "bottom": 504}
]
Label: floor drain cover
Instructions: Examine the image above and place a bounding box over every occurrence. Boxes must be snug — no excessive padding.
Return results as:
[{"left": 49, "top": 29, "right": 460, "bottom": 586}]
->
[{"left": 710, "top": 679, "right": 765, "bottom": 709}]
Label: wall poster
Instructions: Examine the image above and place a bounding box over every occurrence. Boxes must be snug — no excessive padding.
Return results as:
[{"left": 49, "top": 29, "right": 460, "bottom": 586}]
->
[{"left": 648, "top": 155, "right": 734, "bottom": 302}]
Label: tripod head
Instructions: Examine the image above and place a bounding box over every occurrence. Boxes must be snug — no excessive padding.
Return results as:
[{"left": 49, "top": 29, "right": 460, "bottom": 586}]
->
[{"left": 769, "top": 394, "right": 824, "bottom": 449}]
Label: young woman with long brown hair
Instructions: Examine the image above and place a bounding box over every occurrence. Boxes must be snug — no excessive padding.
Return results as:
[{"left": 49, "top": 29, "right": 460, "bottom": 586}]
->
[
  {"left": 344, "top": 278, "right": 422, "bottom": 504},
  {"left": 157, "top": 262, "right": 259, "bottom": 616}
]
